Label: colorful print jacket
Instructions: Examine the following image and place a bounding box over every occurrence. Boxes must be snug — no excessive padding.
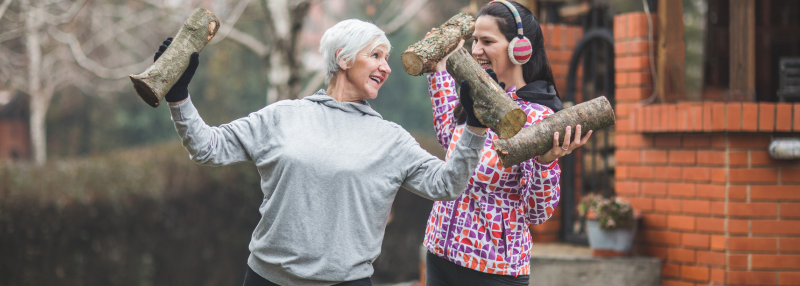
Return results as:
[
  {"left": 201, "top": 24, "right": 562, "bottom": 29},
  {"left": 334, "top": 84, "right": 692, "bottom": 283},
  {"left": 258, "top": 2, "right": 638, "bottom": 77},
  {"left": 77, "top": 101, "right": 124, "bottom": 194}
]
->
[{"left": 423, "top": 71, "right": 562, "bottom": 276}]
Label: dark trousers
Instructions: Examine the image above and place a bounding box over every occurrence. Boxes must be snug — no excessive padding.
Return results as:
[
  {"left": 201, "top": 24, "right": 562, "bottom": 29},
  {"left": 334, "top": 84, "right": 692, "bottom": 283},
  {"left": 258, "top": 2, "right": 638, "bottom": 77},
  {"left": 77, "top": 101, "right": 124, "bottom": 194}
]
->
[
  {"left": 243, "top": 266, "right": 372, "bottom": 286},
  {"left": 426, "top": 251, "right": 529, "bottom": 286}
]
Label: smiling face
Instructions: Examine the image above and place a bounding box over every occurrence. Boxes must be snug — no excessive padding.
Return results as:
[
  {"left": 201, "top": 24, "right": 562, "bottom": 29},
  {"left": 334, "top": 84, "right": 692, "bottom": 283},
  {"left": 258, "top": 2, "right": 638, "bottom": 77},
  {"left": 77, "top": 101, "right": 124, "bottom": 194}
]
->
[
  {"left": 472, "top": 16, "right": 513, "bottom": 73},
  {"left": 342, "top": 43, "right": 391, "bottom": 101}
]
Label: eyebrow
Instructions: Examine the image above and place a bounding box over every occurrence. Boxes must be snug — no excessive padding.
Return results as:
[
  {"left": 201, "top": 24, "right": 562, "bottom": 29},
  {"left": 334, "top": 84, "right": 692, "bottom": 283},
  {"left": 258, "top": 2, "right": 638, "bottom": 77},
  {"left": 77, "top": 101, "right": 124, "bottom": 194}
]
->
[
  {"left": 474, "top": 35, "right": 497, "bottom": 40},
  {"left": 372, "top": 48, "right": 390, "bottom": 58}
]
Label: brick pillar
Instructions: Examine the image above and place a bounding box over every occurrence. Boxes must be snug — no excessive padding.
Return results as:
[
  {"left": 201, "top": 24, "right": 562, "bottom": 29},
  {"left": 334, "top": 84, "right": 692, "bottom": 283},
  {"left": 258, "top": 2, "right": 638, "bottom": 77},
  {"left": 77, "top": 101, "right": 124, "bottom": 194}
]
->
[
  {"left": 528, "top": 24, "right": 582, "bottom": 242},
  {"left": 540, "top": 24, "right": 583, "bottom": 99}
]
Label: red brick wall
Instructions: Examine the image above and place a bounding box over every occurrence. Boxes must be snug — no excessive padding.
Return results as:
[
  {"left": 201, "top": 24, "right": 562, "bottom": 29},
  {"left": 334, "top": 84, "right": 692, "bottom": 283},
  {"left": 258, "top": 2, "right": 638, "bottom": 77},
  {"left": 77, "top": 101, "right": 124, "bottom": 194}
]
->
[
  {"left": 615, "top": 11, "right": 800, "bottom": 286},
  {"left": 528, "top": 24, "right": 582, "bottom": 242},
  {"left": 0, "top": 119, "right": 30, "bottom": 160}
]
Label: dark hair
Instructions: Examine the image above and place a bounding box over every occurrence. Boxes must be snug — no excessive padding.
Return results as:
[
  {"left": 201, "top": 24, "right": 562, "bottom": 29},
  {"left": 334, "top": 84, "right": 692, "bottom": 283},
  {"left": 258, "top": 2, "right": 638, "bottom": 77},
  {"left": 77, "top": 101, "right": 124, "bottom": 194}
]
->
[{"left": 455, "top": 1, "right": 558, "bottom": 125}]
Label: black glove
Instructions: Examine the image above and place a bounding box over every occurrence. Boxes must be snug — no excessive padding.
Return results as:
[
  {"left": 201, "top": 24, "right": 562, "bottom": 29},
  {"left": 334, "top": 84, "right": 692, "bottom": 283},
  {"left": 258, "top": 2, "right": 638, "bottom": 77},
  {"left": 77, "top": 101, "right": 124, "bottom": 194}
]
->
[
  {"left": 154, "top": 37, "right": 198, "bottom": 103},
  {"left": 458, "top": 69, "right": 506, "bottom": 128},
  {"left": 458, "top": 80, "right": 487, "bottom": 128},
  {"left": 486, "top": 68, "right": 506, "bottom": 91}
]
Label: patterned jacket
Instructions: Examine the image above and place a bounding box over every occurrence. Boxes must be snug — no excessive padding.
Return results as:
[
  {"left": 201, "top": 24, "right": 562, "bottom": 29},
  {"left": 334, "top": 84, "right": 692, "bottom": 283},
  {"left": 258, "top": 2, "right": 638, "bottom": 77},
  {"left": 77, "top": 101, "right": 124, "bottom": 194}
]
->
[{"left": 423, "top": 71, "right": 561, "bottom": 276}]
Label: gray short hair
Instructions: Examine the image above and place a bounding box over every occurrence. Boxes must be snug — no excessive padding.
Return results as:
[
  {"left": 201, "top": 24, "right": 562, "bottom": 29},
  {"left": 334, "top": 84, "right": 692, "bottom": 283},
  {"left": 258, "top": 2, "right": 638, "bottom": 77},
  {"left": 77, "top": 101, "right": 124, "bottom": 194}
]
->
[{"left": 319, "top": 19, "right": 391, "bottom": 84}]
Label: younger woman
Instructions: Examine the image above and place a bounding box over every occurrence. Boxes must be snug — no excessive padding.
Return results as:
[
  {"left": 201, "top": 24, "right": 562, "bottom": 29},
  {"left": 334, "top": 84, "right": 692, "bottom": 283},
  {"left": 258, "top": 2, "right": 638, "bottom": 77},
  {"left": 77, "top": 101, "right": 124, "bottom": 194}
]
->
[{"left": 422, "top": 1, "right": 592, "bottom": 285}]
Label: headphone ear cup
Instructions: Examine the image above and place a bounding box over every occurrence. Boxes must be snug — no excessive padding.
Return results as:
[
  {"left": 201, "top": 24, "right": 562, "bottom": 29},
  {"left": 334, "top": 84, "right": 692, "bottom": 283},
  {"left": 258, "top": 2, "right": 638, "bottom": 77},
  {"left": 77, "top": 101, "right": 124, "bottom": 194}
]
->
[{"left": 507, "top": 36, "right": 532, "bottom": 65}]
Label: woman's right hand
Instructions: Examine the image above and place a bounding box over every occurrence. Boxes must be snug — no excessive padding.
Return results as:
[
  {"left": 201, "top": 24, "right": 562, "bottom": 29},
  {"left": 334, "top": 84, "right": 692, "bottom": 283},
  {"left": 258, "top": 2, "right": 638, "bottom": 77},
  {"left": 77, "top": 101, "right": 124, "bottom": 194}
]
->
[
  {"left": 154, "top": 37, "right": 198, "bottom": 104},
  {"left": 425, "top": 28, "right": 465, "bottom": 72}
]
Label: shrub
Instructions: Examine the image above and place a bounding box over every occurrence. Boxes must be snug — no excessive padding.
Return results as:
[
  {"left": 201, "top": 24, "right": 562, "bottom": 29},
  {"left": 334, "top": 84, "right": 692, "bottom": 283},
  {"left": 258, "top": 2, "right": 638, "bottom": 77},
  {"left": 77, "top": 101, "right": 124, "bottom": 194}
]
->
[{"left": 577, "top": 193, "right": 636, "bottom": 230}]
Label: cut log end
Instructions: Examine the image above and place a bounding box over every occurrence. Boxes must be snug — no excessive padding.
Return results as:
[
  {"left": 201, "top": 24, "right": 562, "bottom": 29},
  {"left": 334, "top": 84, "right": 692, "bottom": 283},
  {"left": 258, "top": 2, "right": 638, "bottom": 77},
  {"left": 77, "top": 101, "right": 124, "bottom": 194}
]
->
[
  {"left": 131, "top": 76, "right": 160, "bottom": 108},
  {"left": 495, "top": 108, "right": 527, "bottom": 139},
  {"left": 207, "top": 20, "right": 219, "bottom": 42},
  {"left": 401, "top": 52, "right": 424, "bottom": 76}
]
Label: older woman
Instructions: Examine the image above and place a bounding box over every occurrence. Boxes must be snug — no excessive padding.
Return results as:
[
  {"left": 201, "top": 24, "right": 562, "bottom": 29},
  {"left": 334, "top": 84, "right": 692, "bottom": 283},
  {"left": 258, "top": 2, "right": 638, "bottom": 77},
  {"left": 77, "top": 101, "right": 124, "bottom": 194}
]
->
[{"left": 155, "top": 19, "right": 488, "bottom": 286}]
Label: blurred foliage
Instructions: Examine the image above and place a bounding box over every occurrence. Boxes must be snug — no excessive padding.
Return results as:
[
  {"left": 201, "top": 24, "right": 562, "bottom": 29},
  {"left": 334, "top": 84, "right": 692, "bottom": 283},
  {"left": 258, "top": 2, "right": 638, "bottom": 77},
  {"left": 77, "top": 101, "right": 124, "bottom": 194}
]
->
[
  {"left": 0, "top": 142, "right": 263, "bottom": 285},
  {"left": 45, "top": 0, "right": 474, "bottom": 159}
]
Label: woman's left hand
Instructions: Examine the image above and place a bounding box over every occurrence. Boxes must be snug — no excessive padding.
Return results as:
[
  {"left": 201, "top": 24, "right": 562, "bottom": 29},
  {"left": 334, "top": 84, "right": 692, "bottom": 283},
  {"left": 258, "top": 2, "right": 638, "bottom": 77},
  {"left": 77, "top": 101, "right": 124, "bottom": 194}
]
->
[{"left": 537, "top": 125, "right": 593, "bottom": 164}]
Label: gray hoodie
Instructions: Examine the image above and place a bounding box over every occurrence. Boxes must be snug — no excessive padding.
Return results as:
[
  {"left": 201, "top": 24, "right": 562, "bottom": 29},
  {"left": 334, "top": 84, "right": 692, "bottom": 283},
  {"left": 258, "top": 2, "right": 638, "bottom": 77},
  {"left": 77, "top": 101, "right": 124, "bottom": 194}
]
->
[{"left": 169, "top": 90, "right": 486, "bottom": 286}]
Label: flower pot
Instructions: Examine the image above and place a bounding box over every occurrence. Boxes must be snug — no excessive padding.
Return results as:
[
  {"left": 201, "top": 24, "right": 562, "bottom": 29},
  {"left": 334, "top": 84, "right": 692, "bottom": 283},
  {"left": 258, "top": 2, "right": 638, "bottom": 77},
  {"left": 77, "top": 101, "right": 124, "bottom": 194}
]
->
[{"left": 586, "top": 218, "right": 638, "bottom": 257}]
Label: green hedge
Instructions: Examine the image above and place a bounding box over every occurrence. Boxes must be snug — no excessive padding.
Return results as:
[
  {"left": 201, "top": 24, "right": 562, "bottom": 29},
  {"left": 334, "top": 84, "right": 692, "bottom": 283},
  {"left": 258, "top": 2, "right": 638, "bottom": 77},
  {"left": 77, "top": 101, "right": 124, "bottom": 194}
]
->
[
  {"left": 0, "top": 140, "right": 442, "bottom": 285},
  {"left": 0, "top": 142, "right": 262, "bottom": 285}
]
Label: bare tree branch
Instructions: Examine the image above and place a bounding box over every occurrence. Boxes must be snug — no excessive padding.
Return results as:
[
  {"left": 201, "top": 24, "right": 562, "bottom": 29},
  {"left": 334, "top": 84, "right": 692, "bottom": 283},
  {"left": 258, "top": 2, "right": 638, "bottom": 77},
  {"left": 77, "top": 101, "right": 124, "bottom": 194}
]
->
[
  {"left": 82, "top": 8, "right": 160, "bottom": 54},
  {"left": 208, "top": 0, "right": 252, "bottom": 45},
  {"left": 297, "top": 69, "right": 325, "bottom": 98},
  {"left": 381, "top": 0, "right": 430, "bottom": 35},
  {"left": 227, "top": 26, "right": 269, "bottom": 57},
  {"left": 268, "top": 0, "right": 290, "bottom": 38},
  {"left": 375, "top": 0, "right": 404, "bottom": 26},
  {"left": 47, "top": 26, "right": 152, "bottom": 79},
  {"left": 0, "top": 0, "right": 12, "bottom": 21},
  {"left": 35, "top": 0, "right": 87, "bottom": 25},
  {"left": 0, "top": 28, "right": 21, "bottom": 43}
]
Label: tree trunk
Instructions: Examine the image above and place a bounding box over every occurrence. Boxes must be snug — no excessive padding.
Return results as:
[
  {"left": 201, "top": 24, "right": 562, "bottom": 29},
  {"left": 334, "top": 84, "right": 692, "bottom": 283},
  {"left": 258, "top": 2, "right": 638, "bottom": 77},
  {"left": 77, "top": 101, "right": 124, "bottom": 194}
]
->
[
  {"left": 401, "top": 13, "right": 474, "bottom": 76},
  {"left": 446, "top": 48, "right": 527, "bottom": 139},
  {"left": 493, "top": 96, "right": 616, "bottom": 167},
  {"left": 130, "top": 8, "right": 220, "bottom": 107},
  {"left": 265, "top": 0, "right": 310, "bottom": 102},
  {"left": 24, "top": 0, "right": 47, "bottom": 165}
]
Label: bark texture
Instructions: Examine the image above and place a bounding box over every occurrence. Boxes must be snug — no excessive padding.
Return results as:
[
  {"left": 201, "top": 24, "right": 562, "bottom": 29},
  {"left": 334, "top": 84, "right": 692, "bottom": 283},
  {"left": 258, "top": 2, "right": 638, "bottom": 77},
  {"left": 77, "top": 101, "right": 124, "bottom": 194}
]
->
[
  {"left": 493, "top": 96, "right": 616, "bottom": 167},
  {"left": 401, "top": 13, "right": 474, "bottom": 76},
  {"left": 130, "top": 8, "right": 220, "bottom": 107},
  {"left": 446, "top": 48, "right": 527, "bottom": 139}
]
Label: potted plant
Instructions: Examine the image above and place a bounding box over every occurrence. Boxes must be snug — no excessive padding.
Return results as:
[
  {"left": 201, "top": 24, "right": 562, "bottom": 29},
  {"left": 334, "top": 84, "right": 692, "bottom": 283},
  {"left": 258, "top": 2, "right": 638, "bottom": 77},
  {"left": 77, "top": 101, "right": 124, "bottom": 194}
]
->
[{"left": 578, "top": 193, "right": 639, "bottom": 257}]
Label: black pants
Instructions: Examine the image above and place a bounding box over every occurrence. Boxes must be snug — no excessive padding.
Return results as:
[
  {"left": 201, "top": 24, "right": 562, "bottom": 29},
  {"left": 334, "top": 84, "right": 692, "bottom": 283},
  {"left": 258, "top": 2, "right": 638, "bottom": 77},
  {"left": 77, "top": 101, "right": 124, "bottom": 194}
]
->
[
  {"left": 426, "top": 251, "right": 529, "bottom": 286},
  {"left": 243, "top": 266, "right": 372, "bottom": 286}
]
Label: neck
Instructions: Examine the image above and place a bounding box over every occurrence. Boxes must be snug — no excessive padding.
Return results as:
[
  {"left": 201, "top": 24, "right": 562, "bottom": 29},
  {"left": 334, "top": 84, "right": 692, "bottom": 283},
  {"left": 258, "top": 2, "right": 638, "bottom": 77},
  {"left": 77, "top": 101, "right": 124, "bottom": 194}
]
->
[
  {"left": 494, "top": 64, "right": 527, "bottom": 90},
  {"left": 326, "top": 73, "right": 361, "bottom": 103}
]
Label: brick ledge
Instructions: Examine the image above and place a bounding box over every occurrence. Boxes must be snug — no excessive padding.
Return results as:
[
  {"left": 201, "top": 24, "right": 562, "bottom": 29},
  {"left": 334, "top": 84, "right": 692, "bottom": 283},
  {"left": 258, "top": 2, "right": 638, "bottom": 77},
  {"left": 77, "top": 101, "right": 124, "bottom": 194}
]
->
[{"left": 628, "top": 102, "right": 800, "bottom": 133}]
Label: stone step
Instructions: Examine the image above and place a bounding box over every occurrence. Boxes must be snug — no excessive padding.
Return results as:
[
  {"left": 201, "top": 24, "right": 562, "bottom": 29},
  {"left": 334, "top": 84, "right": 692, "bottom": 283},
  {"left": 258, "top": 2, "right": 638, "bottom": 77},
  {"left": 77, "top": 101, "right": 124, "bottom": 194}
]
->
[{"left": 529, "top": 243, "right": 661, "bottom": 286}]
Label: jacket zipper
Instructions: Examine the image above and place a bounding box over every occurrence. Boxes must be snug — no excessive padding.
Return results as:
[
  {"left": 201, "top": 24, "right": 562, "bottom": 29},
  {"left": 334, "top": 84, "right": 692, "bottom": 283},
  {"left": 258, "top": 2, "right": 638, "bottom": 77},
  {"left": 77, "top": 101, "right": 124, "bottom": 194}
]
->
[{"left": 442, "top": 199, "right": 460, "bottom": 258}]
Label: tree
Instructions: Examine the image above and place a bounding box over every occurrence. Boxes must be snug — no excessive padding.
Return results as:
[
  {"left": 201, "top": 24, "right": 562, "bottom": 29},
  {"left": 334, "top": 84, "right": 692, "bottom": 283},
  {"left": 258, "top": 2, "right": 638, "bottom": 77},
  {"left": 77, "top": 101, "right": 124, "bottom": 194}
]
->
[
  {"left": 0, "top": 0, "right": 227, "bottom": 164},
  {"left": 0, "top": 0, "right": 432, "bottom": 164},
  {"left": 216, "top": 0, "right": 432, "bottom": 103}
]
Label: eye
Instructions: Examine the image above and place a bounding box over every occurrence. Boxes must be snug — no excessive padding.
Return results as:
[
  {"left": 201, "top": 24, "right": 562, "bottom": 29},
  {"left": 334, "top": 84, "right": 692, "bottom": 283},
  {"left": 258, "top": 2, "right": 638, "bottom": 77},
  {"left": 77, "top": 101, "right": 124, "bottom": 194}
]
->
[{"left": 371, "top": 53, "right": 379, "bottom": 58}]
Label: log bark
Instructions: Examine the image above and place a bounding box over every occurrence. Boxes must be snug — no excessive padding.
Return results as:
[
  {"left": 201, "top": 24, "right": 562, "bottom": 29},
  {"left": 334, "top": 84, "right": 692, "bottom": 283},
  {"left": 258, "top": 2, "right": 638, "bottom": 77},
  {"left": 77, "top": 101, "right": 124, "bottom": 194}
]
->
[
  {"left": 130, "top": 8, "right": 220, "bottom": 107},
  {"left": 493, "top": 96, "right": 616, "bottom": 167},
  {"left": 401, "top": 13, "right": 474, "bottom": 76},
  {"left": 446, "top": 48, "right": 527, "bottom": 139}
]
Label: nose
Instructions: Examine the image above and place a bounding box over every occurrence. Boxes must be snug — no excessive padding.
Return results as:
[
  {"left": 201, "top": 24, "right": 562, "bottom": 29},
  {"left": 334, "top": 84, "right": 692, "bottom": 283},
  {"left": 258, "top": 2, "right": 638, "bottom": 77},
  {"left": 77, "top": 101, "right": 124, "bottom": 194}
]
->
[
  {"left": 380, "top": 59, "right": 391, "bottom": 74},
  {"left": 472, "top": 42, "right": 483, "bottom": 57}
]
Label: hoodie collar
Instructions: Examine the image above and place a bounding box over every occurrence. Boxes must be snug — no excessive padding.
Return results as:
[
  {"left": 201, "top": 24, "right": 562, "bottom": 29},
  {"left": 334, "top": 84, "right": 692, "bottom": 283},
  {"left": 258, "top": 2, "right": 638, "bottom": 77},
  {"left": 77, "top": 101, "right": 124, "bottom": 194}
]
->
[
  {"left": 304, "top": 89, "right": 383, "bottom": 119},
  {"left": 507, "top": 80, "right": 563, "bottom": 112}
]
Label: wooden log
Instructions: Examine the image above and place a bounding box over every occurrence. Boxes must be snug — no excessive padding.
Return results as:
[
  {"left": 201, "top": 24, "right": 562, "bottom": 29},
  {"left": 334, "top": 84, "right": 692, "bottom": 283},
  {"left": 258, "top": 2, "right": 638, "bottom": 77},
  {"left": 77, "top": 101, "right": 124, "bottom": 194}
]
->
[
  {"left": 401, "top": 13, "right": 474, "bottom": 76},
  {"left": 446, "top": 48, "right": 527, "bottom": 139},
  {"left": 493, "top": 96, "right": 615, "bottom": 167},
  {"left": 130, "top": 8, "right": 220, "bottom": 107}
]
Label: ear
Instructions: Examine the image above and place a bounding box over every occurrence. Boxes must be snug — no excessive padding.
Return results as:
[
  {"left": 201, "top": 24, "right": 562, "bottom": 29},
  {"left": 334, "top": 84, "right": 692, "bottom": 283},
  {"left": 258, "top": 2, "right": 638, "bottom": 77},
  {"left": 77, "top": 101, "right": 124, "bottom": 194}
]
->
[{"left": 336, "top": 48, "right": 349, "bottom": 70}]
